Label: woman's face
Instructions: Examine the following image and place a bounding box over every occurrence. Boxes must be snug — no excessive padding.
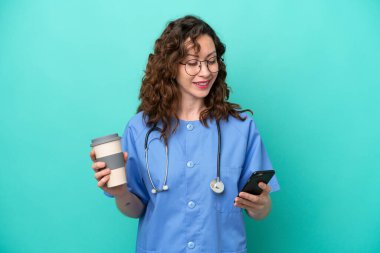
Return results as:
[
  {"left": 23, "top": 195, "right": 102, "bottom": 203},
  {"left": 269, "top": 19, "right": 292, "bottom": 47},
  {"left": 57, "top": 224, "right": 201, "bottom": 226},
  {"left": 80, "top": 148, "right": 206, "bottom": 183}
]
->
[{"left": 176, "top": 34, "right": 218, "bottom": 105}]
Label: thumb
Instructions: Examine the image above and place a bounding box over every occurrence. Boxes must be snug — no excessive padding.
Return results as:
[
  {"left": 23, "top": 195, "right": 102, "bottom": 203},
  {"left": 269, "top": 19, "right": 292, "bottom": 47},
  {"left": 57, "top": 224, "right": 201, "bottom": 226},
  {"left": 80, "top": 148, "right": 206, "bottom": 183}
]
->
[{"left": 123, "top": 152, "right": 129, "bottom": 162}]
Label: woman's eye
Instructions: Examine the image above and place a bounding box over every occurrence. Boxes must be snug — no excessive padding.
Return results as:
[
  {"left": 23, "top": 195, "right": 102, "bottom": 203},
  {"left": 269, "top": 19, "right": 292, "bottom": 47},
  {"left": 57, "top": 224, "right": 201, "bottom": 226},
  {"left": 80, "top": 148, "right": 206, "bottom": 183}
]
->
[
  {"left": 208, "top": 57, "right": 217, "bottom": 64},
  {"left": 187, "top": 61, "right": 198, "bottom": 66}
]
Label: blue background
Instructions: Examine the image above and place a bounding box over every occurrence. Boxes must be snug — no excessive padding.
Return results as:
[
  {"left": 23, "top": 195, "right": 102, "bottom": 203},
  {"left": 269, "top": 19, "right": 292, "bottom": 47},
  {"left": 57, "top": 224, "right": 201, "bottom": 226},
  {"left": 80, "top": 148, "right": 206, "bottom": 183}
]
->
[{"left": 1, "top": 0, "right": 379, "bottom": 252}]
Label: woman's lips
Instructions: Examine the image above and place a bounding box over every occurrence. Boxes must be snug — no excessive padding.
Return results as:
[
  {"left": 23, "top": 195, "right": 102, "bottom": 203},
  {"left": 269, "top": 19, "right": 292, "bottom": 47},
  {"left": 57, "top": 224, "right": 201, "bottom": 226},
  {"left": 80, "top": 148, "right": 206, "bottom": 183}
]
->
[{"left": 193, "top": 80, "right": 210, "bottom": 89}]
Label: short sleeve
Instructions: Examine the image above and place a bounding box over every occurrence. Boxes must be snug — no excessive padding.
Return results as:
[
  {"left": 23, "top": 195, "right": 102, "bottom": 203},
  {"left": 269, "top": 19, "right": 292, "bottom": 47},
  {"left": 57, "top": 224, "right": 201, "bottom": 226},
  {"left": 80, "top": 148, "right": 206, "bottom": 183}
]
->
[
  {"left": 121, "top": 123, "right": 150, "bottom": 205},
  {"left": 238, "top": 118, "right": 280, "bottom": 193}
]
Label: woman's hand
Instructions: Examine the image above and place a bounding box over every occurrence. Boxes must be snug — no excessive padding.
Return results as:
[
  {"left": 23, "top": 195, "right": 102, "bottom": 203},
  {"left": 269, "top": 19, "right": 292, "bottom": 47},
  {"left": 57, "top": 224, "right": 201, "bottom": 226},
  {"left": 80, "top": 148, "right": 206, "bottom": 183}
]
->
[
  {"left": 90, "top": 149, "right": 129, "bottom": 198},
  {"left": 234, "top": 182, "right": 272, "bottom": 220}
]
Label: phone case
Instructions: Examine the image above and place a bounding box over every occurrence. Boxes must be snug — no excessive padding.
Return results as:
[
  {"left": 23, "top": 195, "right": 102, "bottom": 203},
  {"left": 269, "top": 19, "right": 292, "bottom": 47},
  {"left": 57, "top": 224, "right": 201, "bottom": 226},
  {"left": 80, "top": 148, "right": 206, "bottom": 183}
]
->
[{"left": 240, "top": 170, "right": 275, "bottom": 195}]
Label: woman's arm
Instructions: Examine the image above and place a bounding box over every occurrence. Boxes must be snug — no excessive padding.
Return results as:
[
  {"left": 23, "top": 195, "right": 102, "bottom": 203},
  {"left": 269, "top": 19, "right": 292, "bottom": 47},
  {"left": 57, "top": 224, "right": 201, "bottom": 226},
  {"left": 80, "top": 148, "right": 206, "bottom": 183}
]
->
[
  {"left": 91, "top": 150, "right": 146, "bottom": 218},
  {"left": 114, "top": 190, "right": 146, "bottom": 218}
]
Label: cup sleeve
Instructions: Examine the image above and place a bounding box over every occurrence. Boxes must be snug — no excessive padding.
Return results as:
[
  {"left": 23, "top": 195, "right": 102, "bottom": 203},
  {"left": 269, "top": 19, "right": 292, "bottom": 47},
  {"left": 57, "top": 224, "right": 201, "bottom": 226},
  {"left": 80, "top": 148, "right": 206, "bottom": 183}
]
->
[{"left": 238, "top": 118, "right": 280, "bottom": 193}]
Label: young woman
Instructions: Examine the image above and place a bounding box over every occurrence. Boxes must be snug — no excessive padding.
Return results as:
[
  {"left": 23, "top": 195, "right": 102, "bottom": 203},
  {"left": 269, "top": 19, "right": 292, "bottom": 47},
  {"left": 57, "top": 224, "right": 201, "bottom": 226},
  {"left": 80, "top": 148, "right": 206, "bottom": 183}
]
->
[{"left": 90, "top": 15, "right": 280, "bottom": 253}]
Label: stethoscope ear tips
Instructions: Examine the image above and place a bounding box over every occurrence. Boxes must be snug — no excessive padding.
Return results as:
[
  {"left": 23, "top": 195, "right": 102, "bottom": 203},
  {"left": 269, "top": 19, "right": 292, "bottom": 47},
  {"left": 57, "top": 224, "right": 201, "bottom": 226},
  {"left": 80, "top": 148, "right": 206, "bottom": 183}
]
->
[{"left": 151, "top": 185, "right": 169, "bottom": 194}]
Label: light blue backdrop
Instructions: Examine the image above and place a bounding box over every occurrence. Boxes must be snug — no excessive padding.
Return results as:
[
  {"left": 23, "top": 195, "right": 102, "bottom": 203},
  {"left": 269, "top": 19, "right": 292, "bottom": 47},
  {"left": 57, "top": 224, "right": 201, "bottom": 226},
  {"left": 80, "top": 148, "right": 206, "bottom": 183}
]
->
[{"left": 1, "top": 0, "right": 379, "bottom": 252}]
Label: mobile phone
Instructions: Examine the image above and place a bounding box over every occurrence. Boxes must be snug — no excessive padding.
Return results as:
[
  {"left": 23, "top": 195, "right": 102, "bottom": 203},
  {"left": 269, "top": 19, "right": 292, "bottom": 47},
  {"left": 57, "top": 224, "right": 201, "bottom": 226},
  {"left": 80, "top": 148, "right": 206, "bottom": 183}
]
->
[{"left": 240, "top": 170, "right": 275, "bottom": 195}]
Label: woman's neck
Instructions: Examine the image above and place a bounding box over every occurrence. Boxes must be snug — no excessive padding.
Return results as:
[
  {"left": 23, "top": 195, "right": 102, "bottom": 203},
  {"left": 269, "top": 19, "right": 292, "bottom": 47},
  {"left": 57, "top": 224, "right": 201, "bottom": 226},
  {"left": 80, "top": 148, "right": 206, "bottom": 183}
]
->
[{"left": 177, "top": 99, "right": 205, "bottom": 121}]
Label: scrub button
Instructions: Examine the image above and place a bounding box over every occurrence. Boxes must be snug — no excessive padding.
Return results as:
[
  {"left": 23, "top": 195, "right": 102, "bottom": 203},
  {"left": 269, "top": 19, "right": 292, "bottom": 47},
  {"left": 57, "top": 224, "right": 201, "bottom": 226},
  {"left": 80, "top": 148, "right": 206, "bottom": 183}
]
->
[
  {"left": 186, "top": 161, "right": 194, "bottom": 168},
  {"left": 186, "top": 124, "right": 194, "bottom": 131},
  {"left": 188, "top": 201, "right": 196, "bottom": 209},
  {"left": 187, "top": 241, "right": 195, "bottom": 249}
]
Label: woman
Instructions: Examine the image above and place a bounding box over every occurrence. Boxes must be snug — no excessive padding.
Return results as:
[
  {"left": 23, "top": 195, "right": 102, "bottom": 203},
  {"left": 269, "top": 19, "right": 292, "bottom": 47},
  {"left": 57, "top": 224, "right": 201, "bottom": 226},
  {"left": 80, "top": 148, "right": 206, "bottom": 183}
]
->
[{"left": 90, "top": 15, "right": 280, "bottom": 253}]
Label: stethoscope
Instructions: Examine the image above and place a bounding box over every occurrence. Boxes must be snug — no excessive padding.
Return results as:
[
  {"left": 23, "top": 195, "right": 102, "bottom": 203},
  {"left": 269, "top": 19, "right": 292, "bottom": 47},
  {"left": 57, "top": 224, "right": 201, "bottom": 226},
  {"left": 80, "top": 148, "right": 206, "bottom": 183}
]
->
[{"left": 144, "top": 121, "right": 224, "bottom": 194}]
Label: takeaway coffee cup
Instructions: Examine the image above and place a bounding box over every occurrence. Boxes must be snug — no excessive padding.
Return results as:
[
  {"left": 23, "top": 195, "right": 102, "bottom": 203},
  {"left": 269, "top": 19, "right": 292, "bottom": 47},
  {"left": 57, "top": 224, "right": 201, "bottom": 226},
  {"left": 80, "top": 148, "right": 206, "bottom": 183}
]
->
[{"left": 90, "top": 133, "right": 126, "bottom": 188}]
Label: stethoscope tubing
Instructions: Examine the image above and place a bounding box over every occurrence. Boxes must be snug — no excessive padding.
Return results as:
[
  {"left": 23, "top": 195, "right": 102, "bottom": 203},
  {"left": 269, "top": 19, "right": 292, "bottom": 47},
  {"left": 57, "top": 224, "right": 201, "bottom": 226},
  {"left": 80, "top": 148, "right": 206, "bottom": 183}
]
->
[
  {"left": 216, "top": 120, "right": 221, "bottom": 182},
  {"left": 144, "top": 120, "right": 222, "bottom": 194}
]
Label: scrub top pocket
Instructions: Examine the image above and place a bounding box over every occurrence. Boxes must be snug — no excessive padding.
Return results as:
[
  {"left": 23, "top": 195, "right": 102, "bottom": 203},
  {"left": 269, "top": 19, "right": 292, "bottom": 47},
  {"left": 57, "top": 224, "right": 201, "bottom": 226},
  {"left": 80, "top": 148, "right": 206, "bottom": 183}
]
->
[{"left": 214, "top": 166, "right": 242, "bottom": 213}]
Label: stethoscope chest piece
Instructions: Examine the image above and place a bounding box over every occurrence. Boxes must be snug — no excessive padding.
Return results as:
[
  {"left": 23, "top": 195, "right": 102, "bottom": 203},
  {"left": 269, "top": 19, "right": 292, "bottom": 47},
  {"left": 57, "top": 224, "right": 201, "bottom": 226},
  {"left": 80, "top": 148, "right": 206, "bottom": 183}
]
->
[{"left": 210, "top": 179, "right": 224, "bottom": 194}]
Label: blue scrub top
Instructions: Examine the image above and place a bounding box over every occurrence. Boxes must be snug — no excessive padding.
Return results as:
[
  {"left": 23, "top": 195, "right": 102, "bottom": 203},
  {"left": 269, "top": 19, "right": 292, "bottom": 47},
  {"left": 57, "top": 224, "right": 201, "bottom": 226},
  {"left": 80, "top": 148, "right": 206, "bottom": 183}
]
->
[{"left": 118, "top": 111, "right": 279, "bottom": 253}]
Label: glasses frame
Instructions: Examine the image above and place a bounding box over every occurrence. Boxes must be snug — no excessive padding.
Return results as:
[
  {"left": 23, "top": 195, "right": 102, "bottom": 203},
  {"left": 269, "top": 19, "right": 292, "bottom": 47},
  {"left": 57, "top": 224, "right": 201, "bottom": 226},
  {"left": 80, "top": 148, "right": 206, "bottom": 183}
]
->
[{"left": 179, "top": 56, "right": 224, "bottom": 76}]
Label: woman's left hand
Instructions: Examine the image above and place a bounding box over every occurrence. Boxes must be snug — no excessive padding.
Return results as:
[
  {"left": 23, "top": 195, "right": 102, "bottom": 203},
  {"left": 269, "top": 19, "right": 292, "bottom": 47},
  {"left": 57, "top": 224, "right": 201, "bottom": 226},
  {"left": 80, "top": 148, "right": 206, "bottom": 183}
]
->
[{"left": 234, "top": 182, "right": 272, "bottom": 220}]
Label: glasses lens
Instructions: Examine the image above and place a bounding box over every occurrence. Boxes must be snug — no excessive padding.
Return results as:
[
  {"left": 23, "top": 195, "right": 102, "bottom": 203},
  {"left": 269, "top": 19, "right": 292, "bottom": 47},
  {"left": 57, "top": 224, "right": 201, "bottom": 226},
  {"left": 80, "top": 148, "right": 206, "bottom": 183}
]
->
[
  {"left": 207, "top": 57, "right": 219, "bottom": 73},
  {"left": 185, "top": 60, "right": 200, "bottom": 76},
  {"left": 185, "top": 57, "right": 220, "bottom": 76}
]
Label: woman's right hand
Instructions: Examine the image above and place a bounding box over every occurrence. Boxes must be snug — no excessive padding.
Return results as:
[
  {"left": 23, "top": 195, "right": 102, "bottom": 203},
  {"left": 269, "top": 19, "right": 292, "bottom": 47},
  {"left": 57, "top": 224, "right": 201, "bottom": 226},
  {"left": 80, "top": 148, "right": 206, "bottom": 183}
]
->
[{"left": 90, "top": 149, "right": 129, "bottom": 198}]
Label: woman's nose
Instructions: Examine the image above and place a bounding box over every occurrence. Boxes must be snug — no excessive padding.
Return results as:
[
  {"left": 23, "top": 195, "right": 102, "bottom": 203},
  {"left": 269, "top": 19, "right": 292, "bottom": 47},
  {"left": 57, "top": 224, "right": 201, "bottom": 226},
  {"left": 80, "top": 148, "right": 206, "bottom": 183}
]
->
[{"left": 198, "top": 61, "right": 211, "bottom": 77}]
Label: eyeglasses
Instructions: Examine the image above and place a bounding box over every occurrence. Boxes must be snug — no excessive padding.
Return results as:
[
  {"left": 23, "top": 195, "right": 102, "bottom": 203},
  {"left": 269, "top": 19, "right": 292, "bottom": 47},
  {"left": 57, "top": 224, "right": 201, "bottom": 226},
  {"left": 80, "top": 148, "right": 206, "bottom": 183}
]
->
[{"left": 179, "top": 56, "right": 221, "bottom": 76}]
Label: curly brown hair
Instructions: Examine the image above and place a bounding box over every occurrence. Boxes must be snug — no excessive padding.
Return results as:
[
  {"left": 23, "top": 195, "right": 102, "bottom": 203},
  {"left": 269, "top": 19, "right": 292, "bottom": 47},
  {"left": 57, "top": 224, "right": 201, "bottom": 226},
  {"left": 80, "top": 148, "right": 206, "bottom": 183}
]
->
[{"left": 137, "top": 15, "right": 252, "bottom": 143}]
